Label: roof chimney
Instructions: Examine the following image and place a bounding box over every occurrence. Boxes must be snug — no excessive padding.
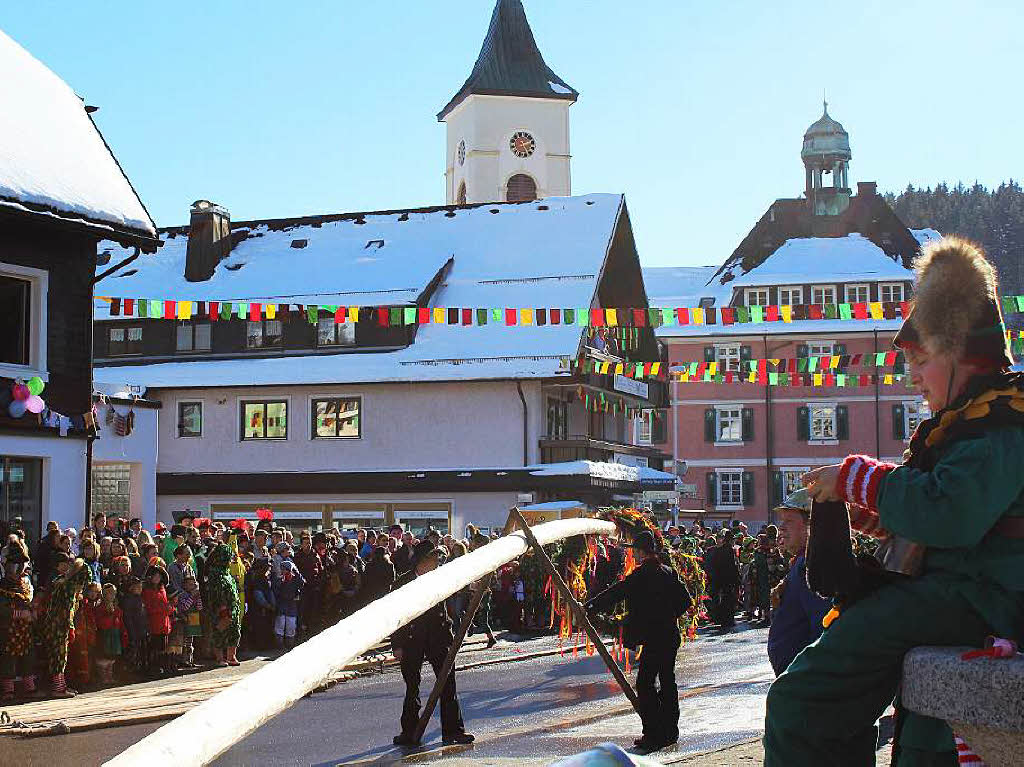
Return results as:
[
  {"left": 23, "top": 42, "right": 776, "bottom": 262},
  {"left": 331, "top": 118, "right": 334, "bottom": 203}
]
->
[
  {"left": 185, "top": 200, "right": 231, "bottom": 282},
  {"left": 857, "top": 181, "right": 877, "bottom": 197}
]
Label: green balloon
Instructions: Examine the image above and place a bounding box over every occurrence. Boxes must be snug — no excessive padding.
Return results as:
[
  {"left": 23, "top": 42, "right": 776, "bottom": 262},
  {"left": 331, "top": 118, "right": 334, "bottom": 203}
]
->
[{"left": 27, "top": 377, "right": 44, "bottom": 396}]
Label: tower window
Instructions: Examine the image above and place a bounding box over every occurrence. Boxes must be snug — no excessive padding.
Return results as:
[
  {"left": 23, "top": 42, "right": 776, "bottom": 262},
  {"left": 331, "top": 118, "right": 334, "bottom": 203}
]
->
[
  {"left": 506, "top": 174, "right": 538, "bottom": 203},
  {"left": 457, "top": 182, "right": 467, "bottom": 206},
  {"left": 457, "top": 140, "right": 466, "bottom": 167}
]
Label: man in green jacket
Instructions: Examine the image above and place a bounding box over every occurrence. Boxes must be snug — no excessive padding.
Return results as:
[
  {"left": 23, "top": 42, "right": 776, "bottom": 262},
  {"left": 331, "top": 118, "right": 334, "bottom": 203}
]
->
[{"left": 764, "top": 237, "right": 1024, "bottom": 766}]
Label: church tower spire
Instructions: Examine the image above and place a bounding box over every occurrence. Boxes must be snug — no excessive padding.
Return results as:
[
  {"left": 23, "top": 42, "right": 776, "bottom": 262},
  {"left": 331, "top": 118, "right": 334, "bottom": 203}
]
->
[{"left": 440, "top": 0, "right": 577, "bottom": 205}]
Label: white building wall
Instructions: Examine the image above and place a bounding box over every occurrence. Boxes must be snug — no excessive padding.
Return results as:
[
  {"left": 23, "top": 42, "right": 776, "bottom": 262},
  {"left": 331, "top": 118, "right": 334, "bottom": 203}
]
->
[
  {"left": 0, "top": 433, "right": 87, "bottom": 533},
  {"left": 445, "top": 95, "right": 572, "bottom": 204},
  {"left": 92, "top": 403, "right": 159, "bottom": 529}
]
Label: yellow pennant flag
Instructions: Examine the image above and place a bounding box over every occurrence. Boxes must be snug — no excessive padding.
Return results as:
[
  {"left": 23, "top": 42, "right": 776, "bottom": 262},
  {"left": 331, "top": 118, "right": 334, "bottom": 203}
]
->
[
  {"left": 884, "top": 374, "right": 894, "bottom": 385},
  {"left": 605, "top": 308, "right": 618, "bottom": 326},
  {"left": 747, "top": 371, "right": 756, "bottom": 383},
  {"left": 692, "top": 308, "right": 705, "bottom": 325},
  {"left": 780, "top": 305, "right": 793, "bottom": 323},
  {"left": 614, "top": 363, "right": 624, "bottom": 375},
  {"left": 707, "top": 361, "right": 718, "bottom": 376},
  {"left": 265, "top": 304, "right": 277, "bottom": 320},
  {"left": 651, "top": 362, "right": 661, "bottom": 376},
  {"left": 869, "top": 302, "right": 883, "bottom": 320},
  {"left": 520, "top": 308, "right": 535, "bottom": 326},
  {"left": 177, "top": 300, "right": 192, "bottom": 320},
  {"left": 830, "top": 356, "right": 840, "bottom": 370},
  {"left": 433, "top": 307, "right": 446, "bottom": 324},
  {"left": 814, "top": 373, "right": 823, "bottom": 387},
  {"left": 348, "top": 307, "right": 359, "bottom": 323}
]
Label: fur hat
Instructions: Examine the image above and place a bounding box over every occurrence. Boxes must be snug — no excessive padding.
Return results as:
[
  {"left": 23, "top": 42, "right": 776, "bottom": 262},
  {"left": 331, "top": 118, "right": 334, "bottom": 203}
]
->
[{"left": 895, "top": 236, "right": 1012, "bottom": 369}]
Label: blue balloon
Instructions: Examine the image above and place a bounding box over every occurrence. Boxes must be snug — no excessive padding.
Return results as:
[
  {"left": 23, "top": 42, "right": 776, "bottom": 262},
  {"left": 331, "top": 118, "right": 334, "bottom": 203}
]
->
[{"left": 8, "top": 399, "right": 28, "bottom": 418}]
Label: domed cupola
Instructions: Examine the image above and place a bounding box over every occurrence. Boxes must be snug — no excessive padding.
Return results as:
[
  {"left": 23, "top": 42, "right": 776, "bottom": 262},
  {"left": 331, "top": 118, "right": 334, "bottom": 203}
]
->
[{"left": 802, "top": 101, "right": 852, "bottom": 216}]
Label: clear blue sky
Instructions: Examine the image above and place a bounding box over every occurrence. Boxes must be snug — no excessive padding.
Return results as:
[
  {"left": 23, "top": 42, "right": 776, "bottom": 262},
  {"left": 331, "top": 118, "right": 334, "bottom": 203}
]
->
[{"left": 5, "top": 0, "right": 1020, "bottom": 267}]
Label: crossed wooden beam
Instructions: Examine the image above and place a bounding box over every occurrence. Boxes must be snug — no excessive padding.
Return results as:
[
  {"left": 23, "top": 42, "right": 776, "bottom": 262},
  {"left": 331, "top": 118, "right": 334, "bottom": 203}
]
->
[{"left": 411, "top": 507, "right": 640, "bottom": 745}]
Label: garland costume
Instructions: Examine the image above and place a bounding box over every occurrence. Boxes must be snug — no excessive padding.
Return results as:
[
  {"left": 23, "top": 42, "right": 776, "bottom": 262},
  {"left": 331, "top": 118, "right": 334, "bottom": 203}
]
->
[
  {"left": 0, "top": 540, "right": 37, "bottom": 698},
  {"left": 38, "top": 558, "right": 94, "bottom": 696},
  {"left": 764, "top": 237, "right": 1024, "bottom": 766},
  {"left": 207, "top": 544, "right": 242, "bottom": 649}
]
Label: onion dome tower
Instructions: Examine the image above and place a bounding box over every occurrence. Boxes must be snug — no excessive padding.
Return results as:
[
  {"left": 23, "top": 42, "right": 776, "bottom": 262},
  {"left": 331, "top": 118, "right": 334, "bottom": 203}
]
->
[{"left": 802, "top": 101, "right": 852, "bottom": 216}]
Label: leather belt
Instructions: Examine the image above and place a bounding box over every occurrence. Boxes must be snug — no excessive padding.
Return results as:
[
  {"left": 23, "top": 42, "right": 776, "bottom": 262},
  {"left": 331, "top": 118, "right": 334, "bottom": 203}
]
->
[{"left": 992, "top": 516, "right": 1024, "bottom": 539}]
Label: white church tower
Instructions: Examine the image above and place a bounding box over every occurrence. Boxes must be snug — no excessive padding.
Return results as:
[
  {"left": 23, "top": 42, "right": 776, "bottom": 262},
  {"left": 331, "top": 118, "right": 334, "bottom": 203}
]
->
[{"left": 439, "top": 0, "right": 578, "bottom": 205}]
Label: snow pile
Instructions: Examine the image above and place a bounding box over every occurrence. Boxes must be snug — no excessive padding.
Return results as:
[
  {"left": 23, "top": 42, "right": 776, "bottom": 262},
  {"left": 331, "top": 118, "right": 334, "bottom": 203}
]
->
[{"left": 0, "top": 29, "right": 155, "bottom": 236}]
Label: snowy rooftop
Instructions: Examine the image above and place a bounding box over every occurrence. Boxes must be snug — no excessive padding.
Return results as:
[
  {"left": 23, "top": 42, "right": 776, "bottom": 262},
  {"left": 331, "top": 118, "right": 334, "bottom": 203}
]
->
[
  {"left": 911, "top": 228, "right": 942, "bottom": 248},
  {"left": 643, "top": 265, "right": 719, "bottom": 308},
  {"left": 528, "top": 460, "right": 676, "bottom": 485},
  {"left": 94, "top": 194, "right": 626, "bottom": 387},
  {"left": 0, "top": 30, "right": 156, "bottom": 242}
]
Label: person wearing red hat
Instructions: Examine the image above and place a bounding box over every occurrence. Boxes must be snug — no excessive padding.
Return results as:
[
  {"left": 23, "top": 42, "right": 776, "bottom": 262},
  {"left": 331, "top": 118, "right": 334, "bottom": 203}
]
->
[{"left": 765, "top": 237, "right": 1024, "bottom": 765}]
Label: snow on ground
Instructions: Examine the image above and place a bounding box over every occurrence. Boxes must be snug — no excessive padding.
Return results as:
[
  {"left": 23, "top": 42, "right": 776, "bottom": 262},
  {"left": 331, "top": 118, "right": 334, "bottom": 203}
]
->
[{"left": 0, "top": 29, "right": 155, "bottom": 236}]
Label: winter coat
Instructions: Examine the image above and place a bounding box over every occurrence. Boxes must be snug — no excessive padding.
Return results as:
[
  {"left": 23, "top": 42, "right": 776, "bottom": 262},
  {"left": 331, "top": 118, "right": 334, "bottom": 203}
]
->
[
  {"left": 273, "top": 568, "right": 305, "bottom": 618},
  {"left": 142, "top": 584, "right": 173, "bottom": 636},
  {"left": 121, "top": 592, "right": 148, "bottom": 643}
]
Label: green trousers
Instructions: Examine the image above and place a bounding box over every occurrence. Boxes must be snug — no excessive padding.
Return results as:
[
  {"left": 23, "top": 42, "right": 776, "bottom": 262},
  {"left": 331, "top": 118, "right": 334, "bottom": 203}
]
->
[{"left": 763, "top": 573, "right": 997, "bottom": 767}]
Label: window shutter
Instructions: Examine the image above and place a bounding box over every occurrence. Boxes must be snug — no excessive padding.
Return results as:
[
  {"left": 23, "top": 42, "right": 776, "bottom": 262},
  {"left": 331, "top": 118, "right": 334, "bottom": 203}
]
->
[
  {"left": 834, "top": 343, "right": 847, "bottom": 356},
  {"left": 772, "top": 470, "right": 784, "bottom": 506},
  {"left": 703, "top": 346, "right": 716, "bottom": 363},
  {"left": 893, "top": 404, "right": 906, "bottom": 440},
  {"left": 797, "top": 406, "right": 811, "bottom": 441},
  {"left": 740, "top": 345, "right": 753, "bottom": 362},
  {"left": 741, "top": 408, "right": 754, "bottom": 441},
  {"left": 652, "top": 411, "right": 666, "bottom": 444},
  {"left": 704, "top": 409, "right": 716, "bottom": 442},
  {"left": 706, "top": 472, "right": 718, "bottom": 506},
  {"left": 742, "top": 472, "right": 755, "bottom": 506},
  {"left": 797, "top": 344, "right": 809, "bottom": 359},
  {"left": 837, "top": 405, "right": 850, "bottom": 440}
]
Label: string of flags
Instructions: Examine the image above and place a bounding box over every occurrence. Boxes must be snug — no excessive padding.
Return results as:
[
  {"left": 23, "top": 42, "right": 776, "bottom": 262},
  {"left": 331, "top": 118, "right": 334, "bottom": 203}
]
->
[
  {"left": 673, "top": 370, "right": 909, "bottom": 388},
  {"left": 672, "top": 351, "right": 905, "bottom": 377}
]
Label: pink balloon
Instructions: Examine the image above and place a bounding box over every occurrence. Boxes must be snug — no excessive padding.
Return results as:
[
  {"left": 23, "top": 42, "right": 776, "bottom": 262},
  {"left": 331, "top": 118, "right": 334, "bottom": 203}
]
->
[
  {"left": 12, "top": 384, "right": 29, "bottom": 401},
  {"left": 25, "top": 395, "right": 45, "bottom": 414}
]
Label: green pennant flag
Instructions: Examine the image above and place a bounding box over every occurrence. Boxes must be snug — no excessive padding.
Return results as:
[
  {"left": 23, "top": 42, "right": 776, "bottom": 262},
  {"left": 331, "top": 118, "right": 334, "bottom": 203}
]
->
[
  {"left": 389, "top": 307, "right": 402, "bottom": 326},
  {"left": 138, "top": 300, "right": 149, "bottom": 318},
  {"left": 648, "top": 309, "right": 661, "bottom": 327},
  {"left": 837, "top": 374, "right": 846, "bottom": 387},
  {"left": 476, "top": 309, "right": 488, "bottom": 325},
  {"left": 824, "top": 303, "right": 838, "bottom": 320},
  {"left": 491, "top": 308, "right": 502, "bottom": 323},
  {"left": 150, "top": 299, "right": 162, "bottom": 319},
  {"left": 689, "top": 363, "right": 698, "bottom": 376},
  {"left": 736, "top": 307, "right": 750, "bottom": 324},
  {"left": 1016, "top": 296, "right": 1024, "bottom": 312},
  {"left": 797, "top": 358, "right": 808, "bottom": 373},
  {"left": 220, "top": 302, "right": 232, "bottom": 321},
  {"left": 769, "top": 372, "right": 778, "bottom": 385},
  {"left": 306, "top": 305, "right": 319, "bottom": 324},
  {"left": 1004, "top": 297, "right": 1017, "bottom": 315},
  {"left": 404, "top": 307, "right": 417, "bottom": 325},
  {"left": 562, "top": 308, "right": 574, "bottom": 325},
  {"left": 661, "top": 308, "right": 675, "bottom": 326},
  {"left": 875, "top": 352, "right": 886, "bottom": 367},
  {"left": 577, "top": 308, "right": 589, "bottom": 326},
  {"left": 839, "top": 303, "right": 853, "bottom": 320},
  {"left": 751, "top": 306, "right": 764, "bottom": 324},
  {"left": 808, "top": 356, "right": 819, "bottom": 372},
  {"left": 236, "top": 303, "right": 247, "bottom": 320}
]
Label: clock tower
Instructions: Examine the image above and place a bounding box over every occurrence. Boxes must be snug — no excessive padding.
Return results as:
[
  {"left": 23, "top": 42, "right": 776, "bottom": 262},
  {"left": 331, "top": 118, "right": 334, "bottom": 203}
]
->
[{"left": 439, "top": 0, "right": 577, "bottom": 205}]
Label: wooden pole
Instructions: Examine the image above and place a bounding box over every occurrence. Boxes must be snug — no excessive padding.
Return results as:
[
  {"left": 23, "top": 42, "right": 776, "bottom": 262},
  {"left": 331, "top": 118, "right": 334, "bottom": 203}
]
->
[
  {"left": 511, "top": 509, "right": 641, "bottom": 715},
  {"left": 411, "top": 511, "right": 519, "bottom": 744}
]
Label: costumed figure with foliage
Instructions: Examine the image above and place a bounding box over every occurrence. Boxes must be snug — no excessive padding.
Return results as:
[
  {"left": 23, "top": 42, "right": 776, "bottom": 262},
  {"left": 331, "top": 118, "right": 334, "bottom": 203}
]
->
[
  {"left": 0, "top": 537, "right": 40, "bottom": 700},
  {"left": 207, "top": 543, "right": 242, "bottom": 666},
  {"left": 37, "top": 557, "right": 93, "bottom": 697}
]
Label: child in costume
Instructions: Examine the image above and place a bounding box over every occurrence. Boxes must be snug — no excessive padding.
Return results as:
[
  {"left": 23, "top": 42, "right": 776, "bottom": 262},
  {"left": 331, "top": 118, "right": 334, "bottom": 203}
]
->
[
  {"left": 121, "top": 576, "right": 148, "bottom": 672},
  {"left": 38, "top": 557, "right": 93, "bottom": 697},
  {"left": 93, "top": 583, "right": 127, "bottom": 684},
  {"left": 272, "top": 560, "right": 304, "bottom": 650},
  {"left": 67, "top": 580, "right": 100, "bottom": 689},
  {"left": 176, "top": 575, "right": 203, "bottom": 667},
  {"left": 765, "top": 237, "right": 1024, "bottom": 765},
  {"left": 0, "top": 538, "right": 40, "bottom": 700},
  {"left": 141, "top": 563, "right": 175, "bottom": 676},
  {"left": 206, "top": 543, "right": 242, "bottom": 666}
]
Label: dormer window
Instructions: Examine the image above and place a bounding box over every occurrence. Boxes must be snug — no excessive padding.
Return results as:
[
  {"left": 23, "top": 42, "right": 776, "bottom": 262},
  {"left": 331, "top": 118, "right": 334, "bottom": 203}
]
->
[
  {"left": 317, "top": 318, "right": 356, "bottom": 347},
  {"left": 845, "top": 284, "right": 869, "bottom": 304},
  {"left": 778, "top": 286, "right": 803, "bottom": 306},
  {"left": 246, "top": 319, "right": 283, "bottom": 349},
  {"left": 811, "top": 285, "right": 836, "bottom": 305},
  {"left": 880, "top": 283, "right": 905, "bottom": 303},
  {"left": 744, "top": 288, "right": 768, "bottom": 306},
  {"left": 176, "top": 321, "right": 211, "bottom": 353}
]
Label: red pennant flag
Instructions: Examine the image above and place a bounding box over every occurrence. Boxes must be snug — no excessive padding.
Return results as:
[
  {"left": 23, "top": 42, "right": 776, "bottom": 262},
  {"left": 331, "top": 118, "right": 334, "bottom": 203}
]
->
[
  {"left": 633, "top": 309, "right": 647, "bottom": 327},
  {"left": 250, "top": 303, "right": 261, "bottom": 321},
  {"left": 724, "top": 371, "right": 734, "bottom": 383},
  {"left": 123, "top": 298, "right": 134, "bottom": 316},
  {"left": 860, "top": 374, "right": 869, "bottom": 386},
  {"left": 757, "top": 358, "right": 768, "bottom": 375},
  {"left": 334, "top": 306, "right": 345, "bottom": 324},
  {"left": 722, "top": 308, "right": 735, "bottom": 325},
  {"left": 591, "top": 308, "right": 605, "bottom": 327},
  {"left": 765, "top": 305, "right": 779, "bottom": 322},
  {"left": 550, "top": 308, "right": 561, "bottom": 325},
  {"left": 825, "top": 374, "right": 836, "bottom": 387},
  {"left": 885, "top": 351, "right": 898, "bottom": 366},
  {"left": 643, "top": 363, "right": 652, "bottom": 376},
  {"left": 164, "top": 300, "right": 175, "bottom": 319},
  {"left": 809, "top": 305, "right": 823, "bottom": 320},
  {"left": 505, "top": 308, "right": 517, "bottom": 326},
  {"left": 850, "top": 354, "right": 862, "bottom": 366},
  {"left": 461, "top": 308, "right": 473, "bottom": 326},
  {"left": 418, "top": 307, "right": 430, "bottom": 324},
  {"left": 899, "top": 301, "right": 910, "bottom": 318},
  {"left": 677, "top": 308, "right": 689, "bottom": 325},
  {"left": 209, "top": 301, "right": 219, "bottom": 320},
  {"left": 853, "top": 303, "right": 868, "bottom": 320},
  {"left": 377, "top": 307, "right": 389, "bottom": 327},
  {"left": 696, "top": 362, "right": 706, "bottom": 378}
]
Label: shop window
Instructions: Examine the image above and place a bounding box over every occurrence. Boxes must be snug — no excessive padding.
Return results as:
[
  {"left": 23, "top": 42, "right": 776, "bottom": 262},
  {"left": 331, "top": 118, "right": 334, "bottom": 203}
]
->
[
  {"left": 177, "top": 402, "right": 203, "bottom": 438},
  {"left": 317, "top": 318, "right": 356, "bottom": 347},
  {"left": 241, "top": 400, "right": 288, "bottom": 440},
  {"left": 109, "top": 326, "right": 143, "bottom": 356},
  {"left": 176, "top": 322, "right": 211, "bottom": 352},
  {"left": 312, "top": 397, "right": 360, "bottom": 439},
  {"left": 636, "top": 410, "right": 653, "bottom": 445}
]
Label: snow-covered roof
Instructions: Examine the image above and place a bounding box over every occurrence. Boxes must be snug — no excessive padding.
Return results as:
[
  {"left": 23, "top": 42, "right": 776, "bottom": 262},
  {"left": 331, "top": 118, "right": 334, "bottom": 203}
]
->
[
  {"left": 94, "top": 194, "right": 626, "bottom": 387},
  {"left": 520, "top": 500, "right": 587, "bottom": 511},
  {"left": 911, "top": 228, "right": 942, "bottom": 248},
  {"left": 655, "top": 317, "right": 903, "bottom": 339},
  {"left": 528, "top": 460, "right": 676, "bottom": 485},
  {"left": 643, "top": 266, "right": 719, "bottom": 308},
  {"left": 0, "top": 29, "right": 157, "bottom": 243},
  {"left": 726, "top": 234, "right": 913, "bottom": 289}
]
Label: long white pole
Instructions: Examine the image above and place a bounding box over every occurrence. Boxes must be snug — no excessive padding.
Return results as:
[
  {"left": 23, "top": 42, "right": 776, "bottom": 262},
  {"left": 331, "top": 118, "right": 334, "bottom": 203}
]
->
[{"left": 105, "top": 517, "right": 616, "bottom": 767}]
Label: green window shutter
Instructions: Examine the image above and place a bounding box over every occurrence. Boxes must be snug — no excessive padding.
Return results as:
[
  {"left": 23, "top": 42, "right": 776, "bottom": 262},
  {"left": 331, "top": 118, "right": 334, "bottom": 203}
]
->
[
  {"left": 742, "top": 472, "right": 755, "bottom": 506},
  {"left": 797, "top": 344, "right": 809, "bottom": 359},
  {"left": 741, "top": 407, "right": 754, "bottom": 441},
  {"left": 893, "top": 404, "right": 906, "bottom": 440},
  {"left": 706, "top": 472, "right": 718, "bottom": 506},
  {"left": 652, "top": 411, "right": 667, "bottom": 443},
  {"left": 797, "top": 406, "right": 811, "bottom": 441},
  {"left": 837, "top": 405, "right": 850, "bottom": 440},
  {"left": 772, "top": 470, "right": 784, "bottom": 507},
  {"left": 704, "top": 346, "right": 716, "bottom": 363},
  {"left": 704, "top": 409, "right": 716, "bottom": 442}
]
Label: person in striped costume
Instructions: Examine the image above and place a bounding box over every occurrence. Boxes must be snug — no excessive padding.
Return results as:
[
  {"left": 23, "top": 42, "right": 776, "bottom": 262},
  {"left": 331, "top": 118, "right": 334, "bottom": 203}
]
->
[{"left": 764, "top": 237, "right": 1024, "bottom": 766}]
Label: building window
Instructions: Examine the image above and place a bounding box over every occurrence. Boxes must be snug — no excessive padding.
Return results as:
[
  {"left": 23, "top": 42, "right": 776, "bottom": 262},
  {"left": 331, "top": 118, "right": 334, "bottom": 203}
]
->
[
  {"left": 109, "top": 326, "right": 143, "bottom": 356},
  {"left": 809, "top": 404, "right": 837, "bottom": 440},
  {"left": 456, "top": 182, "right": 467, "bottom": 205},
  {"left": 781, "top": 467, "right": 809, "bottom": 499},
  {"left": 845, "top": 284, "right": 869, "bottom": 304},
  {"left": 880, "top": 283, "right": 905, "bottom": 303},
  {"left": 715, "top": 407, "right": 743, "bottom": 442},
  {"left": 547, "top": 398, "right": 569, "bottom": 441},
  {"left": 317, "top": 318, "right": 356, "bottom": 347},
  {"left": 715, "top": 343, "right": 742, "bottom": 372},
  {"left": 246, "top": 319, "right": 283, "bottom": 349},
  {"left": 717, "top": 471, "right": 744, "bottom": 506},
  {"left": 506, "top": 174, "right": 538, "bottom": 203},
  {"left": 1, "top": 457, "right": 43, "bottom": 545},
  {"left": 176, "top": 322, "right": 211, "bottom": 352},
  {"left": 0, "top": 275, "right": 31, "bottom": 366},
  {"left": 177, "top": 402, "right": 203, "bottom": 438},
  {"left": 811, "top": 285, "right": 836, "bottom": 305},
  {"left": 241, "top": 400, "right": 288, "bottom": 440},
  {"left": 90, "top": 462, "right": 130, "bottom": 518},
  {"left": 636, "top": 409, "right": 653, "bottom": 445},
  {"left": 744, "top": 288, "right": 769, "bottom": 306},
  {"left": 312, "top": 397, "right": 360, "bottom": 439},
  {"left": 778, "top": 286, "right": 803, "bottom": 306},
  {"left": 806, "top": 341, "right": 835, "bottom": 358},
  {"left": 905, "top": 400, "right": 930, "bottom": 437}
]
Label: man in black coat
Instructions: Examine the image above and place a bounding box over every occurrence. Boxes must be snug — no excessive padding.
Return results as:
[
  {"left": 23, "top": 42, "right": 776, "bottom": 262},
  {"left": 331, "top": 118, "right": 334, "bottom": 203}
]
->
[
  {"left": 391, "top": 540, "right": 474, "bottom": 748},
  {"left": 585, "top": 531, "right": 693, "bottom": 753},
  {"left": 705, "top": 529, "right": 740, "bottom": 631}
]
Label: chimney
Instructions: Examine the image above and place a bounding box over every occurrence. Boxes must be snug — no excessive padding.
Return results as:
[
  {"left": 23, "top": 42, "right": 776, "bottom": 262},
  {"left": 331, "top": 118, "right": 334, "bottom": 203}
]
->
[
  {"left": 185, "top": 200, "right": 231, "bottom": 282},
  {"left": 857, "top": 181, "right": 877, "bottom": 198}
]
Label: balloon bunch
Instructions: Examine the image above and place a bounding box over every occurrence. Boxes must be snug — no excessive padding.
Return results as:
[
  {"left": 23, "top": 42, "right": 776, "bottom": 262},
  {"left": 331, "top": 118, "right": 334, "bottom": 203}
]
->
[{"left": 4, "top": 376, "right": 46, "bottom": 419}]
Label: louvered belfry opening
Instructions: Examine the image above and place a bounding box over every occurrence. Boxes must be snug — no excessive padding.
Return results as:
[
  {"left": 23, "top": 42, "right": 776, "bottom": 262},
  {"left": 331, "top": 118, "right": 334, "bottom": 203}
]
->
[{"left": 506, "top": 174, "right": 537, "bottom": 203}]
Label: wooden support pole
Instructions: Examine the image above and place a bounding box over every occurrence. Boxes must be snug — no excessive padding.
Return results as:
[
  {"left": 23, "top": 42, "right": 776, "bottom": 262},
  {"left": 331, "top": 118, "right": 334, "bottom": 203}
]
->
[
  {"left": 412, "top": 511, "right": 518, "bottom": 744},
  {"left": 511, "top": 508, "right": 641, "bottom": 715}
]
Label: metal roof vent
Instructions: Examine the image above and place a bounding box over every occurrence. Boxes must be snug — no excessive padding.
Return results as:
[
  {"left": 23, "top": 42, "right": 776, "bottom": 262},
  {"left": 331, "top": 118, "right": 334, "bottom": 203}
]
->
[{"left": 290, "top": 239, "right": 308, "bottom": 249}]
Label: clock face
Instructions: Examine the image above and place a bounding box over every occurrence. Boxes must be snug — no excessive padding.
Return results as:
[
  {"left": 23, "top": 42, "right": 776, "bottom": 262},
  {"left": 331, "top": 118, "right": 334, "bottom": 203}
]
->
[
  {"left": 457, "top": 140, "right": 466, "bottom": 166},
  {"left": 510, "top": 131, "right": 536, "bottom": 158}
]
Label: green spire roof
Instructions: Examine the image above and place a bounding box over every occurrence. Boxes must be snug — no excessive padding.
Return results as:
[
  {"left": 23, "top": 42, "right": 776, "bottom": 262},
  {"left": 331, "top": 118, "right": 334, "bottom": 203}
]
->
[{"left": 438, "top": 0, "right": 578, "bottom": 121}]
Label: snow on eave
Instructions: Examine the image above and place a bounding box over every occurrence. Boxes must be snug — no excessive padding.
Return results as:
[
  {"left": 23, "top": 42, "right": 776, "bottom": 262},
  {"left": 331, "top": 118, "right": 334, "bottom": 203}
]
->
[{"left": 655, "top": 318, "right": 903, "bottom": 339}]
